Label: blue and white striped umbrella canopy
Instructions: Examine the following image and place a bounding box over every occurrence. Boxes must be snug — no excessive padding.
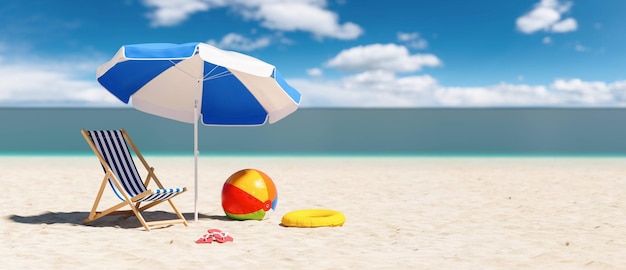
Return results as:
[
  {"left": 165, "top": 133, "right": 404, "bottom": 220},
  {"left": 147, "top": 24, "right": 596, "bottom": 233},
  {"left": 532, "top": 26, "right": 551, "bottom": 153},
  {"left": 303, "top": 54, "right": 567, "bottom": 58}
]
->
[
  {"left": 96, "top": 42, "right": 301, "bottom": 221},
  {"left": 96, "top": 42, "right": 301, "bottom": 125}
]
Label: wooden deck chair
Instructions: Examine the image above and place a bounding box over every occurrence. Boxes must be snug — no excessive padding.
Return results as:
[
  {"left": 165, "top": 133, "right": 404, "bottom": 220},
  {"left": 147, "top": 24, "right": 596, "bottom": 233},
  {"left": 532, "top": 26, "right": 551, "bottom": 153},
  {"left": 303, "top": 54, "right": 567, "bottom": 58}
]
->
[{"left": 81, "top": 129, "right": 188, "bottom": 231}]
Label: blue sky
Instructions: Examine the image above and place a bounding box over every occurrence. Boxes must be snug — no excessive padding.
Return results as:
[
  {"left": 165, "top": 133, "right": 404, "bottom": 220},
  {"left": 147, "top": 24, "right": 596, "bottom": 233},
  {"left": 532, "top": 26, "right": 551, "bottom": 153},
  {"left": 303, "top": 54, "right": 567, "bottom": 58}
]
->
[{"left": 0, "top": 0, "right": 625, "bottom": 107}]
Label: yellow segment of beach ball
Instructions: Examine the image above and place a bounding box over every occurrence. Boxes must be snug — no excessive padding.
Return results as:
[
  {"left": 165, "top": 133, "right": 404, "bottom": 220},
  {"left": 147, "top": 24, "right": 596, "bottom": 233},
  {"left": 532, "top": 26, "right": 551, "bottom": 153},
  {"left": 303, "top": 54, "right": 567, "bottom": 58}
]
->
[{"left": 225, "top": 169, "right": 276, "bottom": 202}]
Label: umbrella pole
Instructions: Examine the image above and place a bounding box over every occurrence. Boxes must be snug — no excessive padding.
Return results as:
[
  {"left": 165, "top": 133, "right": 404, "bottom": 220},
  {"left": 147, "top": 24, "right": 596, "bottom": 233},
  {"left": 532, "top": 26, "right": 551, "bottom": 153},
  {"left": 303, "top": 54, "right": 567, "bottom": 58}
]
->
[{"left": 194, "top": 101, "right": 199, "bottom": 222}]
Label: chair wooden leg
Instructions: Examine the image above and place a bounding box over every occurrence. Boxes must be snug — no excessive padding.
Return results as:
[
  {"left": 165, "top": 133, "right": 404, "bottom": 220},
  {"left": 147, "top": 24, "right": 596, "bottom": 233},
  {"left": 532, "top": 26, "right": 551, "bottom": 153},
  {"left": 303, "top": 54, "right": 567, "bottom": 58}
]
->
[
  {"left": 83, "top": 202, "right": 127, "bottom": 223},
  {"left": 168, "top": 199, "right": 189, "bottom": 227},
  {"left": 128, "top": 202, "right": 151, "bottom": 231},
  {"left": 84, "top": 174, "right": 112, "bottom": 224},
  {"left": 136, "top": 195, "right": 189, "bottom": 227}
]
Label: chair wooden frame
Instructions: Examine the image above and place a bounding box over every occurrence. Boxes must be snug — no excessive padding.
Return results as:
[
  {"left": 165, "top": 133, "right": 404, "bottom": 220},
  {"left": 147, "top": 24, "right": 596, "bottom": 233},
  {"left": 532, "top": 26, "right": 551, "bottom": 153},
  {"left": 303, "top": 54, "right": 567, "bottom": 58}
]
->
[{"left": 81, "top": 129, "right": 188, "bottom": 231}]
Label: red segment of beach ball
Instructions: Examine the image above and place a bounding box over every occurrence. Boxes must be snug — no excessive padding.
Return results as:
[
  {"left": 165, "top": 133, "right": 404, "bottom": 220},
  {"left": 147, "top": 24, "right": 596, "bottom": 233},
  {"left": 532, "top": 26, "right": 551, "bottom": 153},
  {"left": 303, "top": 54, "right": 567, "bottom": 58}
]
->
[{"left": 221, "top": 169, "right": 277, "bottom": 220}]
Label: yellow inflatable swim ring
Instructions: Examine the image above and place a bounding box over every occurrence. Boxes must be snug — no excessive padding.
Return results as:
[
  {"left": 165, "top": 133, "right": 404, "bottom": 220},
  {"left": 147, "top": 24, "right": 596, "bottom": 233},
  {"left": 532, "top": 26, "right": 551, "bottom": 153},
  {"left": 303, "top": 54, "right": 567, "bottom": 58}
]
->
[{"left": 281, "top": 209, "right": 346, "bottom": 228}]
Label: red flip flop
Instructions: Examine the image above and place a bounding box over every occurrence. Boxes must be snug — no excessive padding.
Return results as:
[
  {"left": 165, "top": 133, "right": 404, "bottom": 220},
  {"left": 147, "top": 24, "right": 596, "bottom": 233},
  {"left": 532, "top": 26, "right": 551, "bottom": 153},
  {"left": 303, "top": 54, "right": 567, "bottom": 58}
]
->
[
  {"left": 195, "top": 233, "right": 213, "bottom": 244},
  {"left": 207, "top": 228, "right": 233, "bottom": 243}
]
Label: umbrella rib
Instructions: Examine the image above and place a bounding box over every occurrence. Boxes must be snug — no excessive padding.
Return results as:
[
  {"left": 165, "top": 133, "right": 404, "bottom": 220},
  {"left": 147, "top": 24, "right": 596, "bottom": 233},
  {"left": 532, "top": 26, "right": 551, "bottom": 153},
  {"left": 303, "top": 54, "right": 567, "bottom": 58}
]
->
[
  {"left": 164, "top": 60, "right": 232, "bottom": 81},
  {"left": 168, "top": 59, "right": 200, "bottom": 80},
  {"left": 204, "top": 65, "right": 219, "bottom": 78},
  {"left": 204, "top": 71, "right": 232, "bottom": 81}
]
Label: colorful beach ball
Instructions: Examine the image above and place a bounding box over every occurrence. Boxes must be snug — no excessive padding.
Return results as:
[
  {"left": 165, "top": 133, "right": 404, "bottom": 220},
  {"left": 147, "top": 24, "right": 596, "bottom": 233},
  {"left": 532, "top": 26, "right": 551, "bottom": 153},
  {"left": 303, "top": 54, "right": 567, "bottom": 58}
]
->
[{"left": 221, "top": 169, "right": 277, "bottom": 220}]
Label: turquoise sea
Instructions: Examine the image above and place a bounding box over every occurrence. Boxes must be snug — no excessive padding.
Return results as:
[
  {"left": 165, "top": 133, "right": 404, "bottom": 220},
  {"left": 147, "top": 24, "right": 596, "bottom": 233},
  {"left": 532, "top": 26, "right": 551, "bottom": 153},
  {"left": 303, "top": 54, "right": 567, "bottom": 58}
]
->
[{"left": 2, "top": 108, "right": 626, "bottom": 156}]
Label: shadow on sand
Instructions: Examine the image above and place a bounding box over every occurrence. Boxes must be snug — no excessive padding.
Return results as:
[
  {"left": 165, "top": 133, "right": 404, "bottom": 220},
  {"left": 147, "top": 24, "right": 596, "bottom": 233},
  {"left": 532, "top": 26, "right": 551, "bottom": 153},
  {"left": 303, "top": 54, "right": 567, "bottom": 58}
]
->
[{"left": 8, "top": 211, "right": 230, "bottom": 229}]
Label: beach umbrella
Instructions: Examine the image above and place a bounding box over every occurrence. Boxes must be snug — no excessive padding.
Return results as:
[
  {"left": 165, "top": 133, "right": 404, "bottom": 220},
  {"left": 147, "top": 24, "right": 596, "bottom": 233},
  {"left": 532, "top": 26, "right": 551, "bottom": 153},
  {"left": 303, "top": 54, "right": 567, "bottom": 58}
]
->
[{"left": 96, "top": 42, "right": 302, "bottom": 221}]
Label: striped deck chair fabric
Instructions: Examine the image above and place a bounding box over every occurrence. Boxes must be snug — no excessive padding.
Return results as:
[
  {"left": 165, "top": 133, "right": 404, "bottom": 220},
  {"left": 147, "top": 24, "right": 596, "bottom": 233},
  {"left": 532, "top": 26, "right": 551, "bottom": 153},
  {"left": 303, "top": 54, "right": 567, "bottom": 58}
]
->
[{"left": 82, "top": 129, "right": 188, "bottom": 231}]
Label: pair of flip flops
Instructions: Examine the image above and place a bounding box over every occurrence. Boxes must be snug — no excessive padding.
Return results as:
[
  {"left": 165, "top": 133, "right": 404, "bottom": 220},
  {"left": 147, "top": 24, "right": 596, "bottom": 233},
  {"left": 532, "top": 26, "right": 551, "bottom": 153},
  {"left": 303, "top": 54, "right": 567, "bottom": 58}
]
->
[{"left": 195, "top": 228, "right": 234, "bottom": 244}]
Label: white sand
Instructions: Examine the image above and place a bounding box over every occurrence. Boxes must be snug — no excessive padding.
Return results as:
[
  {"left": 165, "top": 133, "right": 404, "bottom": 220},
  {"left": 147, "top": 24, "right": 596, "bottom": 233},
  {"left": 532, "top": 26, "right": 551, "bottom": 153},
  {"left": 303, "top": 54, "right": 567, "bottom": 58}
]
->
[{"left": 2, "top": 155, "right": 626, "bottom": 269}]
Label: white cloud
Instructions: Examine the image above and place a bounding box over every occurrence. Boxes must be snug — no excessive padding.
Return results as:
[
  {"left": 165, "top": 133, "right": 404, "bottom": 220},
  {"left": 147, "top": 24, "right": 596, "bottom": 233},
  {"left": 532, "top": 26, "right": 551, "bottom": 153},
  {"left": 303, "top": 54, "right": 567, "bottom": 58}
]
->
[
  {"left": 342, "top": 70, "right": 437, "bottom": 94},
  {"left": 307, "top": 68, "right": 323, "bottom": 77},
  {"left": 141, "top": 0, "right": 363, "bottom": 40},
  {"left": 609, "top": 81, "right": 626, "bottom": 103},
  {"left": 0, "top": 60, "right": 122, "bottom": 106},
  {"left": 397, "top": 32, "right": 428, "bottom": 49},
  {"left": 550, "top": 78, "right": 613, "bottom": 104},
  {"left": 574, "top": 43, "right": 587, "bottom": 52},
  {"left": 435, "top": 83, "right": 555, "bottom": 106},
  {"left": 550, "top": 17, "right": 577, "bottom": 32},
  {"left": 397, "top": 32, "right": 418, "bottom": 42},
  {"left": 207, "top": 33, "right": 271, "bottom": 51},
  {"left": 551, "top": 78, "right": 603, "bottom": 92},
  {"left": 516, "top": 5, "right": 560, "bottom": 33},
  {"left": 289, "top": 78, "right": 423, "bottom": 107},
  {"left": 250, "top": 2, "right": 362, "bottom": 40},
  {"left": 542, "top": 36, "right": 553, "bottom": 44},
  {"left": 289, "top": 75, "right": 626, "bottom": 108},
  {"left": 516, "top": 0, "right": 577, "bottom": 34},
  {"left": 326, "top": 43, "right": 442, "bottom": 73},
  {"left": 142, "top": 0, "right": 213, "bottom": 27}
]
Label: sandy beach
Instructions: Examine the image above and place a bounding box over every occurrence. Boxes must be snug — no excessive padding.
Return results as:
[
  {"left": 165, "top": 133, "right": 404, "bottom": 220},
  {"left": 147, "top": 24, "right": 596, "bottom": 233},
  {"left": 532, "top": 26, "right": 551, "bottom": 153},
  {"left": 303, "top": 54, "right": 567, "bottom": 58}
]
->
[{"left": 2, "top": 155, "right": 626, "bottom": 269}]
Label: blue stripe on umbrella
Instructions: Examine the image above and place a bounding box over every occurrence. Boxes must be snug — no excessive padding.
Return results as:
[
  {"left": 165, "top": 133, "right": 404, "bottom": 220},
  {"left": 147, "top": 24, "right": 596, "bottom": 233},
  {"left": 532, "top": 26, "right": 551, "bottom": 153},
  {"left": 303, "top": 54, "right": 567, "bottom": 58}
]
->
[
  {"left": 201, "top": 62, "right": 268, "bottom": 125},
  {"left": 274, "top": 69, "right": 302, "bottom": 104},
  {"left": 97, "top": 60, "right": 183, "bottom": 103},
  {"left": 124, "top": 42, "right": 199, "bottom": 59}
]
